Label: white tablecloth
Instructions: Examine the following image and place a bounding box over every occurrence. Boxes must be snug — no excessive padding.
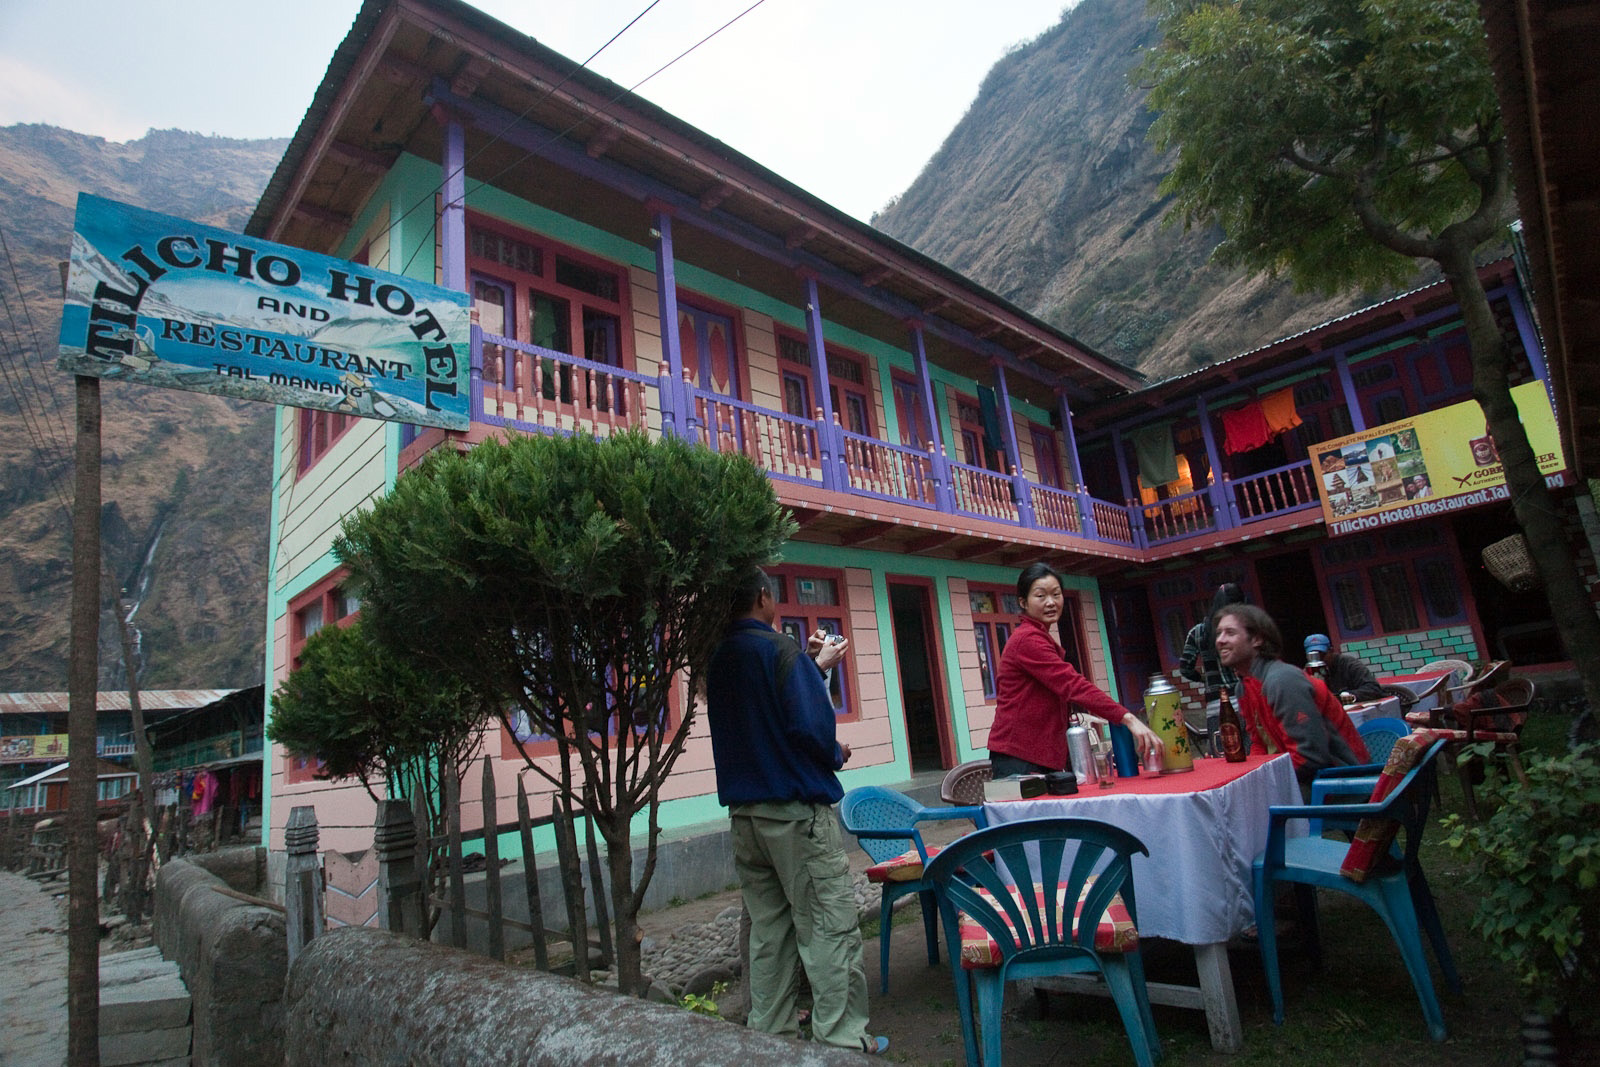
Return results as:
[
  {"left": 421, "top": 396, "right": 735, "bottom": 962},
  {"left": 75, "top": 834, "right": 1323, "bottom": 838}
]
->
[
  {"left": 981, "top": 754, "right": 1300, "bottom": 945},
  {"left": 1344, "top": 694, "right": 1401, "bottom": 727}
]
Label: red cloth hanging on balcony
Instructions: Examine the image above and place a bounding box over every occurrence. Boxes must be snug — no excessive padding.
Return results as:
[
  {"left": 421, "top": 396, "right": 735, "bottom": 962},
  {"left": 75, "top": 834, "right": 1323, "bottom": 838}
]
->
[{"left": 1221, "top": 400, "right": 1272, "bottom": 454}]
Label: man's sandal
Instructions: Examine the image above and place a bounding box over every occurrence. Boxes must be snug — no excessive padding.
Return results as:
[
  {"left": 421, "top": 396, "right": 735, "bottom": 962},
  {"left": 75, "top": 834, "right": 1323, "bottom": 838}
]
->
[{"left": 862, "top": 1036, "right": 890, "bottom": 1055}]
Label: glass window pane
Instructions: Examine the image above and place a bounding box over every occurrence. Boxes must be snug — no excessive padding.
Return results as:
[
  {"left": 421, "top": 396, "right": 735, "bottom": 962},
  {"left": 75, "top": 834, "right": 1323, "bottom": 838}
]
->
[
  {"left": 529, "top": 292, "right": 572, "bottom": 354},
  {"left": 969, "top": 591, "right": 998, "bottom": 615},
  {"left": 778, "top": 333, "right": 811, "bottom": 366},
  {"left": 1371, "top": 563, "right": 1419, "bottom": 630},
  {"left": 1330, "top": 574, "right": 1369, "bottom": 632},
  {"left": 554, "top": 256, "right": 617, "bottom": 301},
  {"left": 298, "top": 601, "right": 324, "bottom": 641},
  {"left": 1417, "top": 559, "right": 1462, "bottom": 621},
  {"left": 582, "top": 309, "right": 620, "bottom": 365},
  {"left": 1002, "top": 594, "right": 1021, "bottom": 615},
  {"left": 795, "top": 577, "right": 838, "bottom": 606},
  {"left": 975, "top": 623, "right": 996, "bottom": 698}
]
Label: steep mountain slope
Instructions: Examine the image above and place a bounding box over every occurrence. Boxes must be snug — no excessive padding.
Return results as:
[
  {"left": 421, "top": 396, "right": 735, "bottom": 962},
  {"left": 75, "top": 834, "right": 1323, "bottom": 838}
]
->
[
  {"left": 0, "top": 125, "right": 286, "bottom": 691},
  {"left": 873, "top": 0, "right": 1423, "bottom": 379}
]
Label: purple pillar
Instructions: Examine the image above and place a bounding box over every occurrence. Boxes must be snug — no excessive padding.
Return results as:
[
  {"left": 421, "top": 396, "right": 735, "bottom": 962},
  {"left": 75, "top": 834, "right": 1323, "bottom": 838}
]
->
[
  {"left": 1057, "top": 392, "right": 1096, "bottom": 540},
  {"left": 1333, "top": 349, "right": 1366, "bottom": 433},
  {"left": 1197, "top": 396, "right": 1234, "bottom": 529},
  {"left": 1112, "top": 428, "right": 1148, "bottom": 549},
  {"left": 652, "top": 210, "right": 689, "bottom": 441},
  {"left": 440, "top": 116, "right": 478, "bottom": 416},
  {"left": 804, "top": 274, "right": 841, "bottom": 491},
  {"left": 993, "top": 361, "right": 1035, "bottom": 527},
  {"left": 909, "top": 323, "right": 954, "bottom": 512}
]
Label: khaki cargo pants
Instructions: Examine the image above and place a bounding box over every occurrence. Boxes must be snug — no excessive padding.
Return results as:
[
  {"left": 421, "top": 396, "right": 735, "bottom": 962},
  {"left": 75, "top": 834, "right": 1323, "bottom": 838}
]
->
[{"left": 730, "top": 800, "right": 870, "bottom": 1050}]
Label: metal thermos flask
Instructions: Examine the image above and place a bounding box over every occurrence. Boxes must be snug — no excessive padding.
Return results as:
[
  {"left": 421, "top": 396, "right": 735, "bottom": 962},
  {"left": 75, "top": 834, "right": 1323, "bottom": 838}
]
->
[
  {"left": 1143, "top": 672, "right": 1195, "bottom": 774},
  {"left": 1067, "top": 724, "right": 1098, "bottom": 786}
]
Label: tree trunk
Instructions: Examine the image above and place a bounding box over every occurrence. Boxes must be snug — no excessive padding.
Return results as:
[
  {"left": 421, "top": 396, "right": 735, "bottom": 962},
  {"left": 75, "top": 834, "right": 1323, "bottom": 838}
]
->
[
  {"left": 1440, "top": 241, "right": 1600, "bottom": 711},
  {"left": 605, "top": 818, "right": 643, "bottom": 996}
]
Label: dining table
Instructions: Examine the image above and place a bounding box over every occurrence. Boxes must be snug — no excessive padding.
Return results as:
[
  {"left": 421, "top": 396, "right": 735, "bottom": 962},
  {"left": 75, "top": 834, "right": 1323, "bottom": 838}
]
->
[
  {"left": 1377, "top": 669, "right": 1455, "bottom": 717},
  {"left": 980, "top": 751, "right": 1301, "bottom": 1053},
  {"left": 1342, "top": 693, "right": 1402, "bottom": 728}
]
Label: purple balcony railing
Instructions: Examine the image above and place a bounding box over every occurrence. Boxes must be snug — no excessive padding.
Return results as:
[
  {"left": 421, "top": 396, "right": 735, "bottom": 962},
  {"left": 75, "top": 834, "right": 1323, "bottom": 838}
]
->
[
  {"left": 468, "top": 331, "right": 1315, "bottom": 555},
  {"left": 1227, "top": 460, "right": 1321, "bottom": 522}
]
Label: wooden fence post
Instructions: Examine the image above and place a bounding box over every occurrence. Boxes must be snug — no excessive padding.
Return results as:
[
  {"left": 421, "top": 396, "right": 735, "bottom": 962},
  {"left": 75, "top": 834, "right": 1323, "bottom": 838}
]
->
[
  {"left": 284, "top": 805, "right": 323, "bottom": 965},
  {"left": 515, "top": 777, "right": 549, "bottom": 970},
  {"left": 374, "top": 799, "right": 425, "bottom": 937},
  {"left": 551, "top": 795, "right": 590, "bottom": 981},
  {"left": 444, "top": 770, "right": 467, "bottom": 949},
  {"left": 480, "top": 756, "right": 504, "bottom": 961}
]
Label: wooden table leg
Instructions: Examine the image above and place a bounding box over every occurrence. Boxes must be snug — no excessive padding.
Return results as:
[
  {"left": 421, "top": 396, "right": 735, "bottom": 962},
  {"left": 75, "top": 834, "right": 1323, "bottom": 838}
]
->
[{"left": 1194, "top": 941, "right": 1243, "bottom": 1052}]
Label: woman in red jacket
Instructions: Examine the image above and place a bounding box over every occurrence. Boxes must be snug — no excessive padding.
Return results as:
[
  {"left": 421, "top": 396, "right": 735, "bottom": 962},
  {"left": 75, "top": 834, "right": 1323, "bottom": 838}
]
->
[{"left": 987, "top": 562, "right": 1162, "bottom": 776}]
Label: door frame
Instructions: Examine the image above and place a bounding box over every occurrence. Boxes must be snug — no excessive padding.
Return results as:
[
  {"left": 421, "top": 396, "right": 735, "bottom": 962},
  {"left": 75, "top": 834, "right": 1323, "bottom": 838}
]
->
[{"left": 886, "top": 574, "right": 956, "bottom": 769}]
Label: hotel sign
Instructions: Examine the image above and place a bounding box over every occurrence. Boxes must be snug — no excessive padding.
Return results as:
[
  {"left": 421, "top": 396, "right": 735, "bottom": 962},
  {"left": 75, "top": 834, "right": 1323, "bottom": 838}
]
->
[
  {"left": 58, "top": 194, "right": 470, "bottom": 429},
  {"left": 1313, "top": 381, "right": 1568, "bottom": 537}
]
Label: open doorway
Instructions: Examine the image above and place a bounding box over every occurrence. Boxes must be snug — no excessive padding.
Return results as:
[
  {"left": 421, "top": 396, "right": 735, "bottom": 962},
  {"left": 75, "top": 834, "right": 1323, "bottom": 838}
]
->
[
  {"left": 1254, "top": 548, "right": 1324, "bottom": 666},
  {"left": 888, "top": 578, "right": 953, "bottom": 772}
]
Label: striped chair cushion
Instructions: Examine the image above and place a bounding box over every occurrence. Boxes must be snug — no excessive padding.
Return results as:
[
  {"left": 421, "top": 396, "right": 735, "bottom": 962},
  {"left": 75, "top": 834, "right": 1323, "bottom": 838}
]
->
[
  {"left": 957, "top": 880, "right": 1138, "bottom": 968},
  {"left": 1340, "top": 733, "right": 1428, "bottom": 883},
  {"left": 865, "top": 846, "right": 938, "bottom": 883}
]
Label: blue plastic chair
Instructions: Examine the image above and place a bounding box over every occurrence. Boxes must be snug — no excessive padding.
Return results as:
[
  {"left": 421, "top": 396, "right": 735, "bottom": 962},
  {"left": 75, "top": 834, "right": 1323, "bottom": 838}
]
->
[
  {"left": 1253, "top": 737, "right": 1460, "bottom": 1041},
  {"left": 838, "top": 786, "right": 984, "bottom": 994},
  {"left": 923, "top": 818, "right": 1161, "bottom": 1067},
  {"left": 1305, "top": 719, "right": 1412, "bottom": 834}
]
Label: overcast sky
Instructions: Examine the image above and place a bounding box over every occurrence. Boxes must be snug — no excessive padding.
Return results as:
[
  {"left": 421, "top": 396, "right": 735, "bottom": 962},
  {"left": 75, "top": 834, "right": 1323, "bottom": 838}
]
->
[{"left": 0, "top": 0, "right": 1070, "bottom": 221}]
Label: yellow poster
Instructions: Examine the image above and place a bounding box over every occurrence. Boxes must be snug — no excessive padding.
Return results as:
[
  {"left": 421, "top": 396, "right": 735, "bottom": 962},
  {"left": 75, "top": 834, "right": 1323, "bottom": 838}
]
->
[
  {"left": 0, "top": 734, "right": 69, "bottom": 762},
  {"left": 1313, "top": 381, "right": 1568, "bottom": 537}
]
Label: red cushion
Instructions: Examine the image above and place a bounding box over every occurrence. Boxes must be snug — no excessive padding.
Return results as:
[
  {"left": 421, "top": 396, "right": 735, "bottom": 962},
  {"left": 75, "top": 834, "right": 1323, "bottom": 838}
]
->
[
  {"left": 865, "top": 846, "right": 938, "bottom": 884},
  {"left": 957, "top": 879, "right": 1138, "bottom": 967},
  {"left": 1340, "top": 733, "right": 1428, "bottom": 883}
]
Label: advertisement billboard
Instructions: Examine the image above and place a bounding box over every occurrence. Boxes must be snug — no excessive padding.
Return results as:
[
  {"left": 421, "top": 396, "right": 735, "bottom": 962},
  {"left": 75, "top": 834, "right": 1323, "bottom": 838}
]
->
[
  {"left": 58, "top": 194, "right": 471, "bottom": 430},
  {"left": 1313, "top": 380, "right": 1568, "bottom": 536}
]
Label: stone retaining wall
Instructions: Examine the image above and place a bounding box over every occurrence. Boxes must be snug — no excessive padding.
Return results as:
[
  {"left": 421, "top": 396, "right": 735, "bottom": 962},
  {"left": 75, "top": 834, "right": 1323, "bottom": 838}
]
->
[
  {"left": 152, "top": 847, "right": 284, "bottom": 1067},
  {"left": 285, "top": 926, "right": 869, "bottom": 1067}
]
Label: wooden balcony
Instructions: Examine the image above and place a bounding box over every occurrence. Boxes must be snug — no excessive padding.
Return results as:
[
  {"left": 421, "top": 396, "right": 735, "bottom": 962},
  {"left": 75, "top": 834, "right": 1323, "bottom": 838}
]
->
[{"left": 466, "top": 329, "right": 1326, "bottom": 569}]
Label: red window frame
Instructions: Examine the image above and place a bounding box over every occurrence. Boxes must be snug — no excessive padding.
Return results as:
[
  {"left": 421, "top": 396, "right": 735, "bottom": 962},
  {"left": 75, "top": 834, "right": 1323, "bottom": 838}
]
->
[
  {"left": 298, "top": 408, "right": 355, "bottom": 474},
  {"left": 766, "top": 564, "right": 860, "bottom": 722},
  {"left": 467, "top": 214, "right": 635, "bottom": 388},
  {"left": 968, "top": 583, "right": 1021, "bottom": 700},
  {"left": 891, "top": 372, "right": 932, "bottom": 451},
  {"left": 952, "top": 391, "right": 1004, "bottom": 473},
  {"left": 283, "top": 571, "right": 361, "bottom": 783}
]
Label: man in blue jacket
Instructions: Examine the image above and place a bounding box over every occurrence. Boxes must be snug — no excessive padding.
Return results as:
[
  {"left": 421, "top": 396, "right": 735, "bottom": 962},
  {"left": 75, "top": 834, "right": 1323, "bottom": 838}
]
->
[{"left": 706, "top": 568, "right": 886, "bottom": 1055}]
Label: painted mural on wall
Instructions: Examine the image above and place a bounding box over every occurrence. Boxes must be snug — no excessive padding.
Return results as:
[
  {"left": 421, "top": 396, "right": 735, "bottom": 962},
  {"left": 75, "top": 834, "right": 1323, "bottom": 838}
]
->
[
  {"left": 1314, "top": 380, "right": 1568, "bottom": 536},
  {"left": 58, "top": 194, "right": 471, "bottom": 429}
]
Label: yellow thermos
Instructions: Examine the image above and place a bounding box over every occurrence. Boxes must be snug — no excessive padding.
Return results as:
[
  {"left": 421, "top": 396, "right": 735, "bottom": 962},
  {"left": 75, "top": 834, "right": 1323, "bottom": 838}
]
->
[{"left": 1143, "top": 672, "right": 1195, "bottom": 773}]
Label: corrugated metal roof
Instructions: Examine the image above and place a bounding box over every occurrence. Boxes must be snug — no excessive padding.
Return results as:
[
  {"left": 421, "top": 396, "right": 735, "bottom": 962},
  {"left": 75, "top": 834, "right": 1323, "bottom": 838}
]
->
[{"left": 0, "top": 690, "right": 247, "bottom": 716}]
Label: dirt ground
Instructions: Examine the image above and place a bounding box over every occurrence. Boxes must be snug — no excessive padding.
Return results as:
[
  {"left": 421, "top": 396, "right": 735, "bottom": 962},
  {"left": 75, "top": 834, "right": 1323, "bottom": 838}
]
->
[{"left": 635, "top": 815, "right": 1529, "bottom": 1067}]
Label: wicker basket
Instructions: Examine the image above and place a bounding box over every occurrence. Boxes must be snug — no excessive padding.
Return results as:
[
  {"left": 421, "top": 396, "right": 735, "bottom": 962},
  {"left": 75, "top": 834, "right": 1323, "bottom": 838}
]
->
[{"left": 1482, "top": 533, "right": 1541, "bottom": 592}]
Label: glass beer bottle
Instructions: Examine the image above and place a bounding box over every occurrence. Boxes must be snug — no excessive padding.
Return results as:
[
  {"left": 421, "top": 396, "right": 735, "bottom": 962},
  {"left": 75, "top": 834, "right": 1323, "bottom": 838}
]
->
[{"left": 1217, "top": 689, "right": 1247, "bottom": 763}]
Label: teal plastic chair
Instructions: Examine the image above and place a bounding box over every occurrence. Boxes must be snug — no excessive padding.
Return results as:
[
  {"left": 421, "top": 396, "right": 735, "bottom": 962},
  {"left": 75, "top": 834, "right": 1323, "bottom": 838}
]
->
[
  {"left": 1254, "top": 737, "right": 1460, "bottom": 1040},
  {"left": 924, "top": 818, "right": 1161, "bottom": 1067},
  {"left": 1306, "top": 718, "right": 1412, "bottom": 833},
  {"left": 838, "top": 786, "right": 984, "bottom": 994}
]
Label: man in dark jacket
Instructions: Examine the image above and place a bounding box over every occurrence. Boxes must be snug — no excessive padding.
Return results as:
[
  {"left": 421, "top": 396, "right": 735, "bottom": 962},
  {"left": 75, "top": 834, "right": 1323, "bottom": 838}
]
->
[
  {"left": 1303, "top": 633, "right": 1384, "bottom": 703},
  {"left": 706, "top": 568, "right": 886, "bottom": 1055}
]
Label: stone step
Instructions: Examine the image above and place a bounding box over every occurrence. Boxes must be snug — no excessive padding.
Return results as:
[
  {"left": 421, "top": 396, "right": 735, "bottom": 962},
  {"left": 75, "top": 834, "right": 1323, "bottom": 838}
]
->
[{"left": 98, "top": 946, "right": 192, "bottom": 1065}]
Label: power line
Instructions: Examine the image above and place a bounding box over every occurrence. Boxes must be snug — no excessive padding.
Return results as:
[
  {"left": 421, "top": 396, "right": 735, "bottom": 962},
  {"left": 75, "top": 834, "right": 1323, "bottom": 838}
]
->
[{"left": 397, "top": 0, "right": 771, "bottom": 277}]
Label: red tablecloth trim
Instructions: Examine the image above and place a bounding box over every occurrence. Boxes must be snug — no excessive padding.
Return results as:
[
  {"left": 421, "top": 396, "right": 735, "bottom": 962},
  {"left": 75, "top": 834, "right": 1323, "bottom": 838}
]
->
[{"left": 988, "top": 752, "right": 1284, "bottom": 800}]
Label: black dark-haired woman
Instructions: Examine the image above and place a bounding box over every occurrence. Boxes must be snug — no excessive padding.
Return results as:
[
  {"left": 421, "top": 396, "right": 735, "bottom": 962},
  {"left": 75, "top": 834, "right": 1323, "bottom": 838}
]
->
[{"left": 986, "top": 562, "right": 1162, "bottom": 777}]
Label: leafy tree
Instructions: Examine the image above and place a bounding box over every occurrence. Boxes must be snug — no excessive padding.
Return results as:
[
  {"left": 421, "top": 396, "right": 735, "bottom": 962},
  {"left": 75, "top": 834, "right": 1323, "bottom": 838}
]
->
[
  {"left": 1139, "top": 0, "right": 1600, "bottom": 710},
  {"left": 335, "top": 429, "right": 795, "bottom": 994},
  {"left": 268, "top": 615, "right": 490, "bottom": 929}
]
